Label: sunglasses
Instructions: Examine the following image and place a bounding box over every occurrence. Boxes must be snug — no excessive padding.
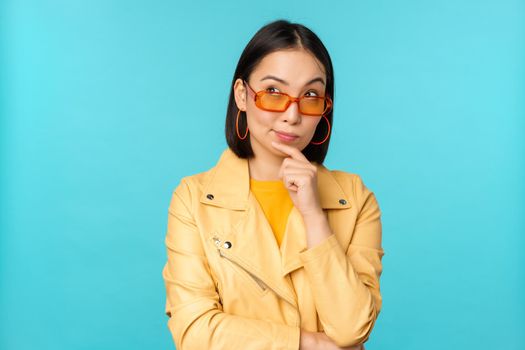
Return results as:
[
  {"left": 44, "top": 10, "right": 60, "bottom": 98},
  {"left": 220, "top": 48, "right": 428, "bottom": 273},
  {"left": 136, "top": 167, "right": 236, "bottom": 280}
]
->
[{"left": 243, "top": 79, "right": 332, "bottom": 116}]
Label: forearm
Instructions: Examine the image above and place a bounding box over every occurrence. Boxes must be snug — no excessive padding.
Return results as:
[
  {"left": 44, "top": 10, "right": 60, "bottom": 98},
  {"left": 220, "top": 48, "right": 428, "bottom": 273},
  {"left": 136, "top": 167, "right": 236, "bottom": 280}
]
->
[
  {"left": 299, "top": 234, "right": 378, "bottom": 347},
  {"left": 168, "top": 304, "right": 300, "bottom": 350},
  {"left": 298, "top": 213, "right": 382, "bottom": 347},
  {"left": 302, "top": 211, "right": 332, "bottom": 249}
]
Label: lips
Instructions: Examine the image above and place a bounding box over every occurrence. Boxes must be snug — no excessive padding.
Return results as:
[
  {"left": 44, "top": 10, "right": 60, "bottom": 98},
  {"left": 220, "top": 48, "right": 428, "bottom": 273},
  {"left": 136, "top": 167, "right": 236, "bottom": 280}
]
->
[
  {"left": 274, "top": 130, "right": 299, "bottom": 142},
  {"left": 274, "top": 130, "right": 298, "bottom": 137}
]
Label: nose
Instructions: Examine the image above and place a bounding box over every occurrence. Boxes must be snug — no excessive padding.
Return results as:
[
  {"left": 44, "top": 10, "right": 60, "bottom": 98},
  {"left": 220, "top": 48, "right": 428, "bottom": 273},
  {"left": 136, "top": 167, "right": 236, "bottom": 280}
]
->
[{"left": 282, "top": 99, "right": 301, "bottom": 124}]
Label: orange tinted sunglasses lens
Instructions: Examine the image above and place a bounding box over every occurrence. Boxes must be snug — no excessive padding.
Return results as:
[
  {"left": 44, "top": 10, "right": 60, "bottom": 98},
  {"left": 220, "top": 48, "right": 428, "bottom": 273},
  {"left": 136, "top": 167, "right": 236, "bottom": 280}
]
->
[
  {"left": 258, "top": 93, "right": 289, "bottom": 111},
  {"left": 257, "top": 92, "right": 332, "bottom": 116},
  {"left": 300, "top": 96, "right": 328, "bottom": 115}
]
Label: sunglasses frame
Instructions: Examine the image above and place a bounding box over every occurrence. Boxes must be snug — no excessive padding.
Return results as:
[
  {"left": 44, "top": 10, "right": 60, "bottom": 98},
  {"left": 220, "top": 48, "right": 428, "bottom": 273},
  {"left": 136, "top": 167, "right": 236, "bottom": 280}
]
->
[{"left": 242, "top": 79, "right": 333, "bottom": 116}]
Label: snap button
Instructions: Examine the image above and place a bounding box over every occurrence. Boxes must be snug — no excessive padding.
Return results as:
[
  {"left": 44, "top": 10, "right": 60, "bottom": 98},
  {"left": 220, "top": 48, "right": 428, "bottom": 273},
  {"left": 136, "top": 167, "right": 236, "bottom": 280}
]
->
[
  {"left": 339, "top": 199, "right": 347, "bottom": 205},
  {"left": 222, "top": 241, "right": 232, "bottom": 249},
  {"left": 206, "top": 194, "right": 214, "bottom": 200}
]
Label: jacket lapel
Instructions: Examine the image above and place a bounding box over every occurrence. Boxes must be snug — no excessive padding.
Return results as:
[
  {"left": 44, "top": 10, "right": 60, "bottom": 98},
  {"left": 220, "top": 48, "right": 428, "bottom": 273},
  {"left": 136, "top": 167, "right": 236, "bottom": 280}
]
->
[{"left": 199, "top": 147, "right": 352, "bottom": 305}]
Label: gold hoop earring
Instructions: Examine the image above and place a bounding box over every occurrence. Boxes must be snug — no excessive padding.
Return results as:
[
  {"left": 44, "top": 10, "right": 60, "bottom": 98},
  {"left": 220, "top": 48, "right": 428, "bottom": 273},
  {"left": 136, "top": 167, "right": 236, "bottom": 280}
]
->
[
  {"left": 236, "top": 109, "right": 249, "bottom": 140},
  {"left": 310, "top": 114, "right": 331, "bottom": 145}
]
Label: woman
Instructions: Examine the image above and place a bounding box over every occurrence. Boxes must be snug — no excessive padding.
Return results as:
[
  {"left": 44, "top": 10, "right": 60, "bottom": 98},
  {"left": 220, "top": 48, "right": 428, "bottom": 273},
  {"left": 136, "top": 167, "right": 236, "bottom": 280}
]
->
[{"left": 162, "top": 19, "right": 385, "bottom": 350}]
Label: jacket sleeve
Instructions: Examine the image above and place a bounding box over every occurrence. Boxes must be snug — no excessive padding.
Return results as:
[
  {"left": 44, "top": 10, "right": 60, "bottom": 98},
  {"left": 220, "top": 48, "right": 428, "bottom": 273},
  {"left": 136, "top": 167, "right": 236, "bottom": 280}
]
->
[
  {"left": 297, "top": 174, "right": 385, "bottom": 347},
  {"left": 162, "top": 178, "right": 300, "bottom": 350}
]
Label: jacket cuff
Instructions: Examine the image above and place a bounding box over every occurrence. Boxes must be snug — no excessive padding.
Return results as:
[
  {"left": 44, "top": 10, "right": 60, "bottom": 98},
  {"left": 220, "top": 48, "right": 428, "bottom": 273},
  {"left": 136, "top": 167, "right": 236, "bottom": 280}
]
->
[{"left": 298, "top": 233, "right": 340, "bottom": 264}]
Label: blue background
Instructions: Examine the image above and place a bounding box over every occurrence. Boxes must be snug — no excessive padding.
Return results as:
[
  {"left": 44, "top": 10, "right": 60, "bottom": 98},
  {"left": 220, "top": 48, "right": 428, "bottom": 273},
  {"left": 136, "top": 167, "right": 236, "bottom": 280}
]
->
[{"left": 1, "top": 1, "right": 524, "bottom": 349}]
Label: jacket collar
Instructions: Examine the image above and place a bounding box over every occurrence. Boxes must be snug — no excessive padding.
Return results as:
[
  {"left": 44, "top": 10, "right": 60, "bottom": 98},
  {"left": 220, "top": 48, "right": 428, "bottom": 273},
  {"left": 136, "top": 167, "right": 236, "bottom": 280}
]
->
[{"left": 199, "top": 147, "right": 351, "bottom": 210}]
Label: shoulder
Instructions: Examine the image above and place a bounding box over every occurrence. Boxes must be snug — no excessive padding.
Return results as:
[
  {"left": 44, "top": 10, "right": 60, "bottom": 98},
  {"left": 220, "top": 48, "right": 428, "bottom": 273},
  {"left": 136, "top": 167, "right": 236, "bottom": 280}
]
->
[
  {"left": 319, "top": 165, "right": 379, "bottom": 210},
  {"left": 318, "top": 163, "right": 374, "bottom": 192},
  {"left": 335, "top": 170, "right": 374, "bottom": 194},
  {"left": 167, "top": 161, "right": 217, "bottom": 213}
]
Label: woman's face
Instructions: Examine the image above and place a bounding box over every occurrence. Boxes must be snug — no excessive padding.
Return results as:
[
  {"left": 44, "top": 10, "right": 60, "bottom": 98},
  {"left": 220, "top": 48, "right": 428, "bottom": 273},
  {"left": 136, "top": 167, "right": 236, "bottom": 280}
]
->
[{"left": 233, "top": 48, "right": 328, "bottom": 158}]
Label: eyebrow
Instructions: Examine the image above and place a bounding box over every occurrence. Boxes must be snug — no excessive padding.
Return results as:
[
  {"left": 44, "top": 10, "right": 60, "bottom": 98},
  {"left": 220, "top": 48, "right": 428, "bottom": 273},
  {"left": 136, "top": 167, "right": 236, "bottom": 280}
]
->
[{"left": 260, "top": 75, "right": 326, "bottom": 86}]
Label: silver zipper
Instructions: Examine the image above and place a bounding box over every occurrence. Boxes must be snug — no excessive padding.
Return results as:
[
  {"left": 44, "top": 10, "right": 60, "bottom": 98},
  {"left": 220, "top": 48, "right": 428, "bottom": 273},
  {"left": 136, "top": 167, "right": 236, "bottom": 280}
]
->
[
  {"left": 218, "top": 248, "right": 268, "bottom": 291},
  {"left": 213, "top": 236, "right": 266, "bottom": 290},
  {"left": 212, "top": 235, "right": 297, "bottom": 311}
]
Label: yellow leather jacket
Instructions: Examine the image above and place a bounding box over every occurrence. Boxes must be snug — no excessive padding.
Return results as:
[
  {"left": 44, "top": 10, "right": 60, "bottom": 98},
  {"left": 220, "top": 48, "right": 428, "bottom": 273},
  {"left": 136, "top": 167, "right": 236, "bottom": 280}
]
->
[{"left": 162, "top": 147, "right": 385, "bottom": 349}]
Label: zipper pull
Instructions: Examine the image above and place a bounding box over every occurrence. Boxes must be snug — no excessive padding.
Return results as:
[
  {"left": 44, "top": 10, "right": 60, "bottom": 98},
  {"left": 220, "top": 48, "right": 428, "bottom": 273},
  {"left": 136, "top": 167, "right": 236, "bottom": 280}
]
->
[
  {"left": 212, "top": 236, "right": 221, "bottom": 248},
  {"left": 213, "top": 235, "right": 233, "bottom": 250}
]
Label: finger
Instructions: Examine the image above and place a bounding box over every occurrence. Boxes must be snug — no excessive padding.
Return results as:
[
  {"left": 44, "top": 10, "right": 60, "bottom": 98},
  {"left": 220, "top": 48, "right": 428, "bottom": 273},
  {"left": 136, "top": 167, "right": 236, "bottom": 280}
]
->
[
  {"left": 278, "top": 161, "right": 312, "bottom": 179},
  {"left": 282, "top": 172, "right": 310, "bottom": 189},
  {"left": 285, "top": 179, "right": 298, "bottom": 192},
  {"left": 271, "top": 141, "right": 308, "bottom": 162},
  {"left": 282, "top": 169, "right": 315, "bottom": 184},
  {"left": 282, "top": 167, "right": 316, "bottom": 185},
  {"left": 282, "top": 158, "right": 317, "bottom": 173}
]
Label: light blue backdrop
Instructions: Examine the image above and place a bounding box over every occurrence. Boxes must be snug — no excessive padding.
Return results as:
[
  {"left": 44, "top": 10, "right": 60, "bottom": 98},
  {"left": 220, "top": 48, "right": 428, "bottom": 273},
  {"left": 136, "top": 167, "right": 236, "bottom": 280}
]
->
[{"left": 1, "top": 1, "right": 524, "bottom": 349}]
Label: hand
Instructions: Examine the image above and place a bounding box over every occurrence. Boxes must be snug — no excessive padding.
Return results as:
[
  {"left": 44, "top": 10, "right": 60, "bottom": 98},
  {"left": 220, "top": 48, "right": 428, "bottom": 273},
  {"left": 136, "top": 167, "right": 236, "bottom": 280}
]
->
[
  {"left": 315, "top": 332, "right": 364, "bottom": 350},
  {"left": 300, "top": 330, "right": 364, "bottom": 350},
  {"left": 270, "top": 141, "right": 323, "bottom": 218}
]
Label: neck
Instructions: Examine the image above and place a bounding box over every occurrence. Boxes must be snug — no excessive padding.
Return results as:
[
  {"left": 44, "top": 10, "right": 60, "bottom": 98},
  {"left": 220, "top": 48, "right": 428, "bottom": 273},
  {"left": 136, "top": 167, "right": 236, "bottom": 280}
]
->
[{"left": 248, "top": 140, "right": 285, "bottom": 181}]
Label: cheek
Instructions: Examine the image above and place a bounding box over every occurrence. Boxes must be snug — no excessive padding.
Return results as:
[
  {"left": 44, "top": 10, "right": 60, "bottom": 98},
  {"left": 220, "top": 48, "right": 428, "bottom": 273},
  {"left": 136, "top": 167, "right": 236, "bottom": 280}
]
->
[
  {"left": 248, "top": 110, "right": 275, "bottom": 130},
  {"left": 307, "top": 118, "right": 322, "bottom": 133}
]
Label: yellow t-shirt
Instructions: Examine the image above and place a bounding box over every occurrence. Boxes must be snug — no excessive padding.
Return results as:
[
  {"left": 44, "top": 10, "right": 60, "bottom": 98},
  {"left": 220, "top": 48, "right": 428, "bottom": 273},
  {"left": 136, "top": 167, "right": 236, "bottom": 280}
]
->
[{"left": 250, "top": 178, "right": 294, "bottom": 247}]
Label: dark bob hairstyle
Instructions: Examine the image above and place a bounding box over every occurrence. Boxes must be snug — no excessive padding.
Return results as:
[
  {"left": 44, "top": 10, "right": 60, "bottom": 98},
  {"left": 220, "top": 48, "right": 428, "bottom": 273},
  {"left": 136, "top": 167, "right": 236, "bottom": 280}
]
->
[{"left": 225, "top": 19, "right": 335, "bottom": 165}]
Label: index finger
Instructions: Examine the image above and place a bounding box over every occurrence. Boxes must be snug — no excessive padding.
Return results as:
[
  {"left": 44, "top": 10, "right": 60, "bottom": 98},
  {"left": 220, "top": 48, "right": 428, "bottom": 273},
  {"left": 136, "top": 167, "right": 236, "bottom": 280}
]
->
[{"left": 271, "top": 141, "right": 308, "bottom": 162}]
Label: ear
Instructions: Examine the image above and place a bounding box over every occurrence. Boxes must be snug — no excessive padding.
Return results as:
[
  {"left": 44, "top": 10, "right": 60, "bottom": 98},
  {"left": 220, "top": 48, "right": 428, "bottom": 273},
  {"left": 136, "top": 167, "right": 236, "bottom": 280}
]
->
[{"left": 233, "top": 78, "right": 247, "bottom": 111}]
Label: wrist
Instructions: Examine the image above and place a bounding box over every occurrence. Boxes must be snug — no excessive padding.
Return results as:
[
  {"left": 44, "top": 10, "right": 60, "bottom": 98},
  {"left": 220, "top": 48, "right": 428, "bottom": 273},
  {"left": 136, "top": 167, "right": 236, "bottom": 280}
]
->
[
  {"left": 302, "top": 211, "right": 332, "bottom": 249},
  {"left": 302, "top": 209, "right": 326, "bottom": 226}
]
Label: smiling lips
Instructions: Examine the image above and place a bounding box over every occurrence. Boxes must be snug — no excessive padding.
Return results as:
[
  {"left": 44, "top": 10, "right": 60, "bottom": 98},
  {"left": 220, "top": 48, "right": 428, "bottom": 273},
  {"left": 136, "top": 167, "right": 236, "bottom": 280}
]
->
[{"left": 274, "top": 130, "right": 299, "bottom": 142}]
